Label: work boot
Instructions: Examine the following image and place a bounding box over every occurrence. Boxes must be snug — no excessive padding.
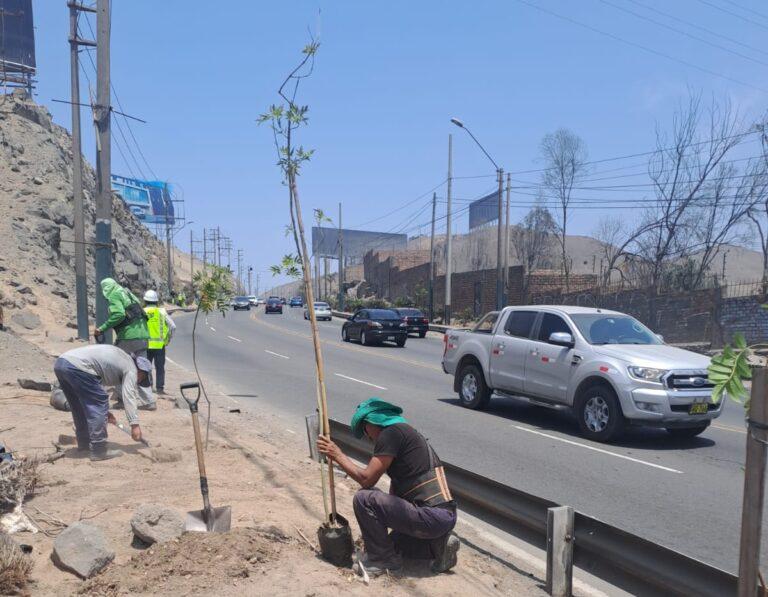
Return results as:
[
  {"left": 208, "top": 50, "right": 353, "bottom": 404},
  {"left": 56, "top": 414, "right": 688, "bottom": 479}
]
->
[
  {"left": 156, "top": 388, "right": 166, "bottom": 396},
  {"left": 138, "top": 402, "right": 157, "bottom": 411},
  {"left": 89, "top": 448, "right": 122, "bottom": 462},
  {"left": 355, "top": 552, "right": 402, "bottom": 577},
  {"left": 431, "top": 533, "right": 460, "bottom": 573}
]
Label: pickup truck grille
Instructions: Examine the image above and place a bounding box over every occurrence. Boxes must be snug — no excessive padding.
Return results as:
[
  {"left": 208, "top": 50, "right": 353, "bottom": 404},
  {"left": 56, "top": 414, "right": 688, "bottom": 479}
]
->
[{"left": 666, "top": 372, "right": 713, "bottom": 390}]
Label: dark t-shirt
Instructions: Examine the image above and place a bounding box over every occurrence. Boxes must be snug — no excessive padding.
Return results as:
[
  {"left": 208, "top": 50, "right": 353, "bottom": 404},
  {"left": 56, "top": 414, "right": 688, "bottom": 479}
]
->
[{"left": 373, "top": 423, "right": 440, "bottom": 493}]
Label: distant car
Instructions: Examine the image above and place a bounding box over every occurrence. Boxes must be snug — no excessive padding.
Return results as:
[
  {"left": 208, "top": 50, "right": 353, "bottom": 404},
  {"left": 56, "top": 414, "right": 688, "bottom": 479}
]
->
[
  {"left": 247, "top": 296, "right": 258, "bottom": 306},
  {"left": 342, "top": 309, "right": 407, "bottom": 347},
  {"left": 266, "top": 298, "right": 283, "bottom": 314},
  {"left": 304, "top": 302, "right": 332, "bottom": 321},
  {"left": 256, "top": 297, "right": 266, "bottom": 305},
  {"left": 289, "top": 296, "right": 304, "bottom": 307},
  {"left": 393, "top": 308, "right": 429, "bottom": 338},
  {"left": 232, "top": 296, "right": 251, "bottom": 311},
  {"left": 280, "top": 297, "right": 287, "bottom": 305}
]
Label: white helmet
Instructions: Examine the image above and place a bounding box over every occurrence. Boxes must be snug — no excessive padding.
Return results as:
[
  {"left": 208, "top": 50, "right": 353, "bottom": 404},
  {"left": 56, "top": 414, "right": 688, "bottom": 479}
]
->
[{"left": 143, "top": 289, "right": 159, "bottom": 303}]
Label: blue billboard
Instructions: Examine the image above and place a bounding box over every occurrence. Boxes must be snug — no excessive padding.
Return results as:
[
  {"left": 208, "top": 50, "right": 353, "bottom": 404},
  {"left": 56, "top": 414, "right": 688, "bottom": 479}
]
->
[
  {"left": 111, "top": 175, "right": 175, "bottom": 225},
  {"left": 469, "top": 190, "right": 500, "bottom": 230}
]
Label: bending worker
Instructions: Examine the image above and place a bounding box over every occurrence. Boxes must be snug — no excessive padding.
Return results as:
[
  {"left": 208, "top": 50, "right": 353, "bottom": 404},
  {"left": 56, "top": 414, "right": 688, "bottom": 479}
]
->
[
  {"left": 54, "top": 344, "right": 152, "bottom": 461},
  {"left": 143, "top": 289, "right": 176, "bottom": 395},
  {"left": 317, "top": 398, "right": 459, "bottom": 577}
]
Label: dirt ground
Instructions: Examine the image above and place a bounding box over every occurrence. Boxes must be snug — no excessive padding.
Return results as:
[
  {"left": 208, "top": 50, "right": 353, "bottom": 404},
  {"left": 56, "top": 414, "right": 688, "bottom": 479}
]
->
[{"left": 0, "top": 333, "right": 547, "bottom": 596}]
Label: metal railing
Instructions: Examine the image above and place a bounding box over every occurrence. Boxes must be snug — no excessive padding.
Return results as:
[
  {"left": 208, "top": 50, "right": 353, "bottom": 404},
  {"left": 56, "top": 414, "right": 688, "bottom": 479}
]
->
[{"left": 329, "top": 419, "right": 737, "bottom": 597}]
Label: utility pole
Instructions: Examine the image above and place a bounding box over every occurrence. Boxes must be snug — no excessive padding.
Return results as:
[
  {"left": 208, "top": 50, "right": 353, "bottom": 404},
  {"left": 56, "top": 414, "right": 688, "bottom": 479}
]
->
[
  {"left": 236, "top": 249, "right": 243, "bottom": 292},
  {"left": 94, "top": 0, "right": 112, "bottom": 339},
  {"left": 338, "top": 202, "right": 344, "bottom": 311},
  {"left": 248, "top": 266, "right": 253, "bottom": 295},
  {"left": 444, "top": 134, "right": 453, "bottom": 324},
  {"left": 428, "top": 191, "right": 437, "bottom": 321},
  {"left": 165, "top": 214, "right": 173, "bottom": 297},
  {"left": 256, "top": 273, "right": 261, "bottom": 297},
  {"left": 504, "top": 172, "right": 511, "bottom": 303},
  {"left": 495, "top": 167, "right": 504, "bottom": 310},
  {"left": 69, "top": 1, "right": 95, "bottom": 341},
  {"left": 202, "top": 227, "right": 207, "bottom": 268}
]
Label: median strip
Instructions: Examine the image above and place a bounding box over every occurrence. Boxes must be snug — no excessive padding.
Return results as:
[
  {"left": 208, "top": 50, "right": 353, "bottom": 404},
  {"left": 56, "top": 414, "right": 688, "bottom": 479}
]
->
[
  {"left": 264, "top": 349, "right": 290, "bottom": 359},
  {"left": 334, "top": 373, "right": 387, "bottom": 390},
  {"left": 513, "top": 425, "right": 684, "bottom": 474}
]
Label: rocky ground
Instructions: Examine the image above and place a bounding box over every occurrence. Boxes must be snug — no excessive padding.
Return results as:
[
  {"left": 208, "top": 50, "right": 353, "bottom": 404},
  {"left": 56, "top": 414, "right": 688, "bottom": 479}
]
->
[{"left": 0, "top": 329, "right": 547, "bottom": 596}]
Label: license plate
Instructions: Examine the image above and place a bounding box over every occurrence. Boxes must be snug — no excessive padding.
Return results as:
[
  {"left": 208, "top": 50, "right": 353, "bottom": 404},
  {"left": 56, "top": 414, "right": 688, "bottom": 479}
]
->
[
  {"left": 688, "top": 402, "right": 708, "bottom": 415},
  {"left": 388, "top": 335, "right": 395, "bottom": 340}
]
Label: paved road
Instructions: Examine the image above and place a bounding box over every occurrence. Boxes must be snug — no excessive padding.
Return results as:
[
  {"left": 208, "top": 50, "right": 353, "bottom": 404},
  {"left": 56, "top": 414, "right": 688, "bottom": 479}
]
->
[{"left": 169, "top": 305, "right": 762, "bottom": 573}]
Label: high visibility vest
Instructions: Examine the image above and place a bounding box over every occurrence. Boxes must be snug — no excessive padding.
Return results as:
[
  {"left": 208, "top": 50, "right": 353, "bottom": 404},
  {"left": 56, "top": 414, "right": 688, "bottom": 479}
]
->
[{"left": 144, "top": 306, "right": 168, "bottom": 350}]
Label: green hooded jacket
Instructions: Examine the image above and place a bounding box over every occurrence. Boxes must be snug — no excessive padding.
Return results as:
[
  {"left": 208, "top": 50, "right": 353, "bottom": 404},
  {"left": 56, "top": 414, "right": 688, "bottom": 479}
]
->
[{"left": 97, "top": 278, "right": 149, "bottom": 341}]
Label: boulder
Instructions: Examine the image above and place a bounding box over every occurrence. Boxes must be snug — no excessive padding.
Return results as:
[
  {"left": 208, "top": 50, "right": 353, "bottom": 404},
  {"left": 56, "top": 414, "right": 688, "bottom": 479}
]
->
[
  {"left": 11, "top": 311, "right": 39, "bottom": 330},
  {"left": 130, "top": 504, "right": 184, "bottom": 545},
  {"left": 51, "top": 521, "right": 114, "bottom": 579},
  {"left": 18, "top": 378, "right": 52, "bottom": 392}
]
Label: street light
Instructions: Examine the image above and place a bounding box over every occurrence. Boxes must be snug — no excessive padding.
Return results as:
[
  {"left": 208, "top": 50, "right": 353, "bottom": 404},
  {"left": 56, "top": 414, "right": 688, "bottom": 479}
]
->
[{"left": 451, "top": 117, "right": 505, "bottom": 310}]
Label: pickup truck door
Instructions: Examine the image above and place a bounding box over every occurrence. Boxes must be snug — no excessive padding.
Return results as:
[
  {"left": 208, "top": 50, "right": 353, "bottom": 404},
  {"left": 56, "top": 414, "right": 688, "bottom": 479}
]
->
[
  {"left": 524, "top": 312, "right": 577, "bottom": 402},
  {"left": 488, "top": 310, "right": 538, "bottom": 393}
]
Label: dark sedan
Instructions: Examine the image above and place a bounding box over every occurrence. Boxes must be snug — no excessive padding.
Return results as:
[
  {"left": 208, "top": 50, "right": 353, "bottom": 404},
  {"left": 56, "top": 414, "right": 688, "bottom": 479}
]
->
[
  {"left": 341, "top": 309, "right": 407, "bottom": 347},
  {"left": 265, "top": 298, "right": 283, "bottom": 314},
  {"left": 232, "top": 296, "right": 251, "bottom": 311},
  {"left": 393, "top": 308, "right": 429, "bottom": 338}
]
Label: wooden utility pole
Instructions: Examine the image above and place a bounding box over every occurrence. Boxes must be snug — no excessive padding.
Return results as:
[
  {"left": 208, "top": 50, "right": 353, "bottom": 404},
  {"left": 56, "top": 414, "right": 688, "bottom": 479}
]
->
[
  {"left": 189, "top": 229, "right": 194, "bottom": 279},
  {"left": 69, "top": 1, "right": 95, "bottom": 341},
  {"left": 94, "top": 0, "right": 112, "bottom": 339},
  {"left": 338, "top": 202, "right": 344, "bottom": 311},
  {"left": 428, "top": 191, "right": 437, "bottom": 320},
  {"left": 445, "top": 134, "right": 453, "bottom": 324},
  {"left": 504, "top": 172, "right": 511, "bottom": 301},
  {"left": 495, "top": 167, "right": 504, "bottom": 309},
  {"left": 738, "top": 367, "right": 768, "bottom": 597},
  {"left": 247, "top": 266, "right": 252, "bottom": 295}
]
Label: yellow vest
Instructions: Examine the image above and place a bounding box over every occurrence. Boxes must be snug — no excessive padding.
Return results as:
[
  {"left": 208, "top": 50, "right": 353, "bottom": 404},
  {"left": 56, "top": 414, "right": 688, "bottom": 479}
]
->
[{"left": 144, "top": 306, "right": 168, "bottom": 350}]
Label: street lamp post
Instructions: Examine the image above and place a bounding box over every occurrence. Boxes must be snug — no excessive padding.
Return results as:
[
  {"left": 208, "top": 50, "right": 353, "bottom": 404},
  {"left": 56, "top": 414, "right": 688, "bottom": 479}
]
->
[{"left": 451, "top": 118, "right": 505, "bottom": 310}]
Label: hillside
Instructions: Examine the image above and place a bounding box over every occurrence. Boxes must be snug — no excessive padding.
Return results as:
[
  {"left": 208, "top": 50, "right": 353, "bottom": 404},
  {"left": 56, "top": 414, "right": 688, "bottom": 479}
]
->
[{"left": 0, "top": 91, "right": 188, "bottom": 339}]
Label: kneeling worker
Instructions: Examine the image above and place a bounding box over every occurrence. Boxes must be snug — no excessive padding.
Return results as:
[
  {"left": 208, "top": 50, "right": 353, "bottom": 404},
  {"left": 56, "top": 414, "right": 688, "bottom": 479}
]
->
[
  {"left": 54, "top": 344, "right": 153, "bottom": 461},
  {"left": 317, "top": 398, "right": 459, "bottom": 576}
]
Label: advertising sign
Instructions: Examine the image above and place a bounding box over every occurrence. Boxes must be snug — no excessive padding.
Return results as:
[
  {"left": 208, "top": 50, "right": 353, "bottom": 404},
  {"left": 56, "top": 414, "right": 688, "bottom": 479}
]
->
[
  {"left": 312, "top": 227, "right": 407, "bottom": 259},
  {"left": 469, "top": 190, "right": 500, "bottom": 230},
  {"left": 0, "top": 0, "right": 36, "bottom": 70},
  {"left": 111, "top": 175, "right": 175, "bottom": 225}
]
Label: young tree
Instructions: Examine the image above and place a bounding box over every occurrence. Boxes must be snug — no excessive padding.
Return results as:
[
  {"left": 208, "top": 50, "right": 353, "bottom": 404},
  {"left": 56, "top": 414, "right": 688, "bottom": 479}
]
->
[
  {"left": 540, "top": 128, "right": 589, "bottom": 291},
  {"left": 510, "top": 202, "right": 557, "bottom": 298}
]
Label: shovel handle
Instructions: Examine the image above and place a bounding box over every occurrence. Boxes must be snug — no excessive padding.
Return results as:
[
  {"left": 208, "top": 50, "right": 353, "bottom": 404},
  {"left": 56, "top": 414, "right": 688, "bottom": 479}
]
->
[{"left": 180, "top": 382, "right": 201, "bottom": 412}]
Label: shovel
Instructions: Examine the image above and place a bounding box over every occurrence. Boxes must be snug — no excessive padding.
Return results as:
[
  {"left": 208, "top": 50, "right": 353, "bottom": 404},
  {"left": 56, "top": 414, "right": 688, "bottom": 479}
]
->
[{"left": 180, "top": 381, "right": 231, "bottom": 532}]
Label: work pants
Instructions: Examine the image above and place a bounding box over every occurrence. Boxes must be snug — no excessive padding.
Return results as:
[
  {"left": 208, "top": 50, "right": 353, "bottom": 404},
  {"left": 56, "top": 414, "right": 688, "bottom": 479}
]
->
[
  {"left": 147, "top": 347, "right": 166, "bottom": 390},
  {"left": 53, "top": 357, "right": 108, "bottom": 452},
  {"left": 353, "top": 488, "right": 456, "bottom": 562}
]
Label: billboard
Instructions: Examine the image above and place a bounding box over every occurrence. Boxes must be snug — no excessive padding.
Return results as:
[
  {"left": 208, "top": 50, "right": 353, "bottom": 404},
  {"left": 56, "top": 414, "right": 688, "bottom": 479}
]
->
[
  {"left": 0, "top": 0, "right": 35, "bottom": 70},
  {"left": 312, "top": 227, "right": 407, "bottom": 259},
  {"left": 111, "top": 175, "right": 175, "bottom": 225},
  {"left": 469, "top": 190, "right": 500, "bottom": 230}
]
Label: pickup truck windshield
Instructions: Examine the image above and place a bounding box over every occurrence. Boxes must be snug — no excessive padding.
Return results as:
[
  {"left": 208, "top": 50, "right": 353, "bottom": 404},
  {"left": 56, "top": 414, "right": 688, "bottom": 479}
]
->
[{"left": 570, "top": 314, "right": 661, "bottom": 345}]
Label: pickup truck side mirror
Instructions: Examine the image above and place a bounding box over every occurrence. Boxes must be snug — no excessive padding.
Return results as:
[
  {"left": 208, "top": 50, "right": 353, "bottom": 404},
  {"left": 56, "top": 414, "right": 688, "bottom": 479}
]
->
[
  {"left": 656, "top": 333, "right": 664, "bottom": 343},
  {"left": 549, "top": 332, "right": 575, "bottom": 348}
]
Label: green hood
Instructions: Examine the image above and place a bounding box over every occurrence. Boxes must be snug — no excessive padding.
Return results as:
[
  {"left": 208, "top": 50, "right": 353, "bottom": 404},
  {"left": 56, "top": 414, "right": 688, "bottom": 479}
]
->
[
  {"left": 100, "top": 277, "right": 120, "bottom": 299},
  {"left": 351, "top": 398, "right": 407, "bottom": 438}
]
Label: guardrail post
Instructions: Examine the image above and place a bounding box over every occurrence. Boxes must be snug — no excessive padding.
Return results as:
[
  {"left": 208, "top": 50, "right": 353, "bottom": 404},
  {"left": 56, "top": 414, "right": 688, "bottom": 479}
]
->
[
  {"left": 546, "top": 505, "right": 574, "bottom": 597},
  {"left": 738, "top": 367, "right": 768, "bottom": 597}
]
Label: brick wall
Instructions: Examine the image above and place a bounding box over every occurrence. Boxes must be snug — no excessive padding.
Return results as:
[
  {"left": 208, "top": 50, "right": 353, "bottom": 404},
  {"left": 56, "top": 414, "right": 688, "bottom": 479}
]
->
[{"left": 719, "top": 296, "right": 768, "bottom": 345}]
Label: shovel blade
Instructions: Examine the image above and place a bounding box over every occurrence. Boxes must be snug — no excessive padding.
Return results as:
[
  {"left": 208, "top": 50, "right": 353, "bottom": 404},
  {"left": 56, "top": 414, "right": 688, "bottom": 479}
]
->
[{"left": 185, "top": 506, "right": 231, "bottom": 533}]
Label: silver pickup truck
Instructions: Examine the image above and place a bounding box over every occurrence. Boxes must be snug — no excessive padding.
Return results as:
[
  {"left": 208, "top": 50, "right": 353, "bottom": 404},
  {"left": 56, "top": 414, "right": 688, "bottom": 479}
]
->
[{"left": 441, "top": 305, "right": 723, "bottom": 442}]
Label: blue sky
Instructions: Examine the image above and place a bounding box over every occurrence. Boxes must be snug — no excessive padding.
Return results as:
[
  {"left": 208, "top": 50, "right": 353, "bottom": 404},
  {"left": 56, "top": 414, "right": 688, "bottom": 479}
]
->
[{"left": 31, "top": 0, "right": 768, "bottom": 289}]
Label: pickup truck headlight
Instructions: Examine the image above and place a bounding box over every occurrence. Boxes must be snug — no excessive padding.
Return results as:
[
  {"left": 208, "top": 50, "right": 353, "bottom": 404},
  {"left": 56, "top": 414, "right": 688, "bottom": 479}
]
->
[{"left": 627, "top": 366, "right": 668, "bottom": 383}]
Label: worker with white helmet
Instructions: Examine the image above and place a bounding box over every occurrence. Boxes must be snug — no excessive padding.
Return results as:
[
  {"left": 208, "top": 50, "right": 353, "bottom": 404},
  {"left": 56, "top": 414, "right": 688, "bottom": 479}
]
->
[{"left": 143, "top": 289, "right": 176, "bottom": 395}]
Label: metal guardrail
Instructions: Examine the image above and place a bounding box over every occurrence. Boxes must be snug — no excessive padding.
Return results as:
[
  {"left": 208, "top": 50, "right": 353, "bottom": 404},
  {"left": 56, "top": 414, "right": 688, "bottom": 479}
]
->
[
  {"left": 331, "top": 310, "right": 450, "bottom": 334},
  {"left": 329, "top": 419, "right": 738, "bottom": 597}
]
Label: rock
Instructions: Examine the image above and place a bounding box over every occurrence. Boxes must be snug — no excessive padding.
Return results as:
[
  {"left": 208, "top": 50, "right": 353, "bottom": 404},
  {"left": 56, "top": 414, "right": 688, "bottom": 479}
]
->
[
  {"left": 52, "top": 289, "right": 69, "bottom": 299},
  {"left": 18, "top": 378, "right": 52, "bottom": 392},
  {"left": 11, "top": 310, "right": 40, "bottom": 330},
  {"left": 16, "top": 286, "right": 33, "bottom": 295},
  {"left": 50, "top": 201, "right": 73, "bottom": 227},
  {"left": 32, "top": 177, "right": 43, "bottom": 185},
  {"left": 130, "top": 504, "right": 184, "bottom": 545},
  {"left": 51, "top": 521, "right": 114, "bottom": 579}
]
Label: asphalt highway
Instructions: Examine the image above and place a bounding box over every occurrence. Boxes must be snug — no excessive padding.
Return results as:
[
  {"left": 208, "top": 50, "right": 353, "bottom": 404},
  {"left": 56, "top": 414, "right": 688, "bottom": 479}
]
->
[{"left": 168, "top": 304, "right": 763, "bottom": 573}]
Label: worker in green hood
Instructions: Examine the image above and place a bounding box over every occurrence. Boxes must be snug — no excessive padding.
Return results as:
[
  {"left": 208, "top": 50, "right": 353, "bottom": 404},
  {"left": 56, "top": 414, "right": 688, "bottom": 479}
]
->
[{"left": 317, "top": 398, "right": 459, "bottom": 578}]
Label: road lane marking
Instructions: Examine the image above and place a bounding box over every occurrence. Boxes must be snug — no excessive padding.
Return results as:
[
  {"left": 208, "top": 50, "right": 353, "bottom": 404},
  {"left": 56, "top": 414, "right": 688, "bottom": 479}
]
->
[
  {"left": 265, "top": 350, "right": 290, "bottom": 359},
  {"left": 513, "top": 426, "right": 683, "bottom": 474},
  {"left": 334, "top": 373, "right": 387, "bottom": 391},
  {"left": 166, "top": 357, "right": 179, "bottom": 366},
  {"left": 227, "top": 335, "right": 242, "bottom": 343},
  {"left": 712, "top": 423, "right": 746, "bottom": 434},
  {"left": 209, "top": 326, "right": 217, "bottom": 332}
]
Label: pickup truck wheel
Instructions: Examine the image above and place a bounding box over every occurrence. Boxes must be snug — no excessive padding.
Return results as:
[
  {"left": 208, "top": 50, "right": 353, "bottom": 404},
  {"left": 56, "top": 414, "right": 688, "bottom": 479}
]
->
[
  {"left": 576, "top": 385, "right": 624, "bottom": 442},
  {"left": 457, "top": 364, "right": 491, "bottom": 410},
  {"left": 665, "top": 423, "right": 709, "bottom": 438}
]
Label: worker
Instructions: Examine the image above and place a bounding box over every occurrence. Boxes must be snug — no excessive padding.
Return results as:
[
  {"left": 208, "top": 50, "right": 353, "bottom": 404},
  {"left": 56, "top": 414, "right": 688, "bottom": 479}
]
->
[
  {"left": 53, "top": 344, "right": 152, "bottom": 461},
  {"left": 317, "top": 398, "right": 459, "bottom": 577},
  {"left": 91, "top": 278, "right": 154, "bottom": 408},
  {"left": 143, "top": 289, "right": 176, "bottom": 395}
]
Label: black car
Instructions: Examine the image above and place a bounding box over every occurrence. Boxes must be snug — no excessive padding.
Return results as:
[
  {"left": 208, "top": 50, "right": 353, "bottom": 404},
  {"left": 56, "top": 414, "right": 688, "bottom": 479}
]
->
[
  {"left": 232, "top": 296, "right": 251, "bottom": 311},
  {"left": 341, "top": 309, "right": 407, "bottom": 347},
  {"left": 393, "top": 308, "right": 429, "bottom": 338},
  {"left": 265, "top": 298, "right": 283, "bottom": 314}
]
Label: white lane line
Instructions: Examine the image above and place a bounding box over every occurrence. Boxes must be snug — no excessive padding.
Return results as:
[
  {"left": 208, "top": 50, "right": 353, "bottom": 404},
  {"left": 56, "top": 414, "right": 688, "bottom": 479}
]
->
[
  {"left": 166, "top": 357, "right": 179, "bottom": 366},
  {"left": 513, "top": 426, "right": 683, "bottom": 474},
  {"left": 227, "top": 335, "right": 242, "bottom": 343},
  {"left": 334, "top": 373, "right": 388, "bottom": 391},
  {"left": 285, "top": 429, "right": 296, "bottom": 435},
  {"left": 209, "top": 326, "right": 217, "bottom": 332},
  {"left": 265, "top": 349, "right": 290, "bottom": 359}
]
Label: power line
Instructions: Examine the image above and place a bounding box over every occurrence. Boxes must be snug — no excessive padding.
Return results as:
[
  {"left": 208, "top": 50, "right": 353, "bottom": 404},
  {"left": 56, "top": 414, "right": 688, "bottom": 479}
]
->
[
  {"left": 693, "top": 0, "right": 768, "bottom": 31},
  {"left": 598, "top": 0, "right": 768, "bottom": 68},
  {"left": 350, "top": 179, "right": 446, "bottom": 228},
  {"left": 512, "top": 0, "right": 768, "bottom": 93},
  {"left": 721, "top": 0, "right": 768, "bottom": 23}
]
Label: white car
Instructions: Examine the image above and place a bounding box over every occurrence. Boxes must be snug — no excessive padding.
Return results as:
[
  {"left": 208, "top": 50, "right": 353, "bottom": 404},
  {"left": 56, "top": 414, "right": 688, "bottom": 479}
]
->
[
  {"left": 247, "top": 296, "right": 258, "bottom": 306},
  {"left": 304, "top": 301, "right": 332, "bottom": 321}
]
